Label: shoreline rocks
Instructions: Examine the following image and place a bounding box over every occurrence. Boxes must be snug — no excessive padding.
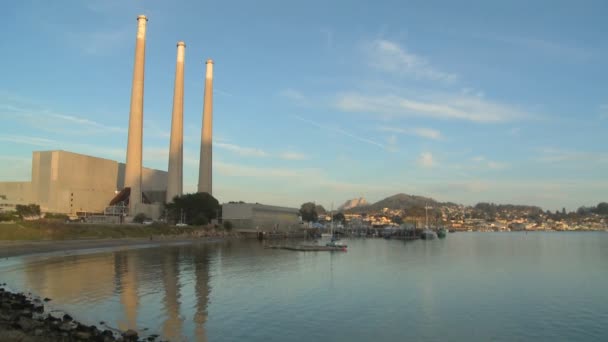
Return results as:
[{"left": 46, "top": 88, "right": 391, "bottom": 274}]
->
[{"left": 0, "top": 286, "right": 154, "bottom": 342}]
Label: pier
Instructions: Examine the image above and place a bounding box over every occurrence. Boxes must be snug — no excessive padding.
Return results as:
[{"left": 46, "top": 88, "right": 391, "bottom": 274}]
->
[{"left": 265, "top": 245, "right": 347, "bottom": 252}]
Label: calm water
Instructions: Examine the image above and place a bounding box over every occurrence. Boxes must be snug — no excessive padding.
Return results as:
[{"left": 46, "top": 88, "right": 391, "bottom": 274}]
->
[{"left": 1, "top": 232, "right": 607, "bottom": 341}]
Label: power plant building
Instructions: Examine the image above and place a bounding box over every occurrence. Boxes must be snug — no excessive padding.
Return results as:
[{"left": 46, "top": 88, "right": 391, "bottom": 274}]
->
[
  {"left": 0, "top": 150, "right": 167, "bottom": 216},
  {"left": 1, "top": 14, "right": 218, "bottom": 221}
]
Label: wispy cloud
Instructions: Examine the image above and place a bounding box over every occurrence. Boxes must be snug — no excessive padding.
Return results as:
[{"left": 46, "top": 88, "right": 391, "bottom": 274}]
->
[
  {"left": 0, "top": 134, "right": 125, "bottom": 160},
  {"left": 215, "top": 88, "right": 235, "bottom": 97},
  {"left": 49, "top": 113, "right": 125, "bottom": 133},
  {"left": 537, "top": 148, "right": 608, "bottom": 164},
  {"left": 279, "top": 89, "right": 307, "bottom": 104},
  {"left": 292, "top": 115, "right": 386, "bottom": 149},
  {"left": 215, "top": 141, "right": 308, "bottom": 160},
  {"left": 472, "top": 32, "right": 591, "bottom": 61},
  {"left": 216, "top": 161, "right": 322, "bottom": 179},
  {"left": 418, "top": 152, "right": 435, "bottom": 168},
  {"left": 66, "top": 28, "right": 131, "bottom": 56},
  {"left": 280, "top": 152, "right": 308, "bottom": 160},
  {"left": 0, "top": 98, "right": 125, "bottom": 135},
  {"left": 378, "top": 126, "right": 443, "bottom": 140},
  {"left": 216, "top": 142, "right": 268, "bottom": 157},
  {"left": 0, "top": 135, "right": 57, "bottom": 147},
  {"left": 335, "top": 92, "right": 530, "bottom": 123},
  {"left": 469, "top": 156, "right": 509, "bottom": 170},
  {"left": 364, "top": 39, "right": 457, "bottom": 82}
]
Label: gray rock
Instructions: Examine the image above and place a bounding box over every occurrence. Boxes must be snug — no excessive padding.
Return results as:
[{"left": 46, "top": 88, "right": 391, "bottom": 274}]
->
[
  {"left": 123, "top": 329, "right": 139, "bottom": 340},
  {"left": 17, "top": 316, "right": 42, "bottom": 331},
  {"left": 74, "top": 331, "right": 92, "bottom": 340},
  {"left": 59, "top": 322, "right": 75, "bottom": 332}
]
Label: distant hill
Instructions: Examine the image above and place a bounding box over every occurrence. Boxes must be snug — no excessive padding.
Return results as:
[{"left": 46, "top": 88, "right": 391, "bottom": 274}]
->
[
  {"left": 341, "top": 192, "right": 545, "bottom": 216},
  {"left": 338, "top": 197, "right": 369, "bottom": 211},
  {"left": 345, "top": 193, "right": 439, "bottom": 213}
]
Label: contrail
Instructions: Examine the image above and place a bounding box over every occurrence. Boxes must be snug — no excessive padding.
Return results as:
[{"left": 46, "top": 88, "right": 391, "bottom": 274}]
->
[{"left": 292, "top": 115, "right": 386, "bottom": 149}]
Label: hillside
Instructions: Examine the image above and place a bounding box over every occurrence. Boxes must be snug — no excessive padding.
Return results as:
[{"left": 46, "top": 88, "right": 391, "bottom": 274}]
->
[
  {"left": 345, "top": 193, "right": 439, "bottom": 213},
  {"left": 338, "top": 197, "right": 369, "bottom": 211}
]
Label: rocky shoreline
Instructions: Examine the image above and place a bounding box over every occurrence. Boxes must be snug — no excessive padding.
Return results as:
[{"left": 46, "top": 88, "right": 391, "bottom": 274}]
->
[{"left": 0, "top": 285, "right": 159, "bottom": 342}]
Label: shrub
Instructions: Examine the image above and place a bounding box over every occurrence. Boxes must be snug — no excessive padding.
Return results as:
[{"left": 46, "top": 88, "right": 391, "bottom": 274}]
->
[
  {"left": 44, "top": 213, "right": 69, "bottom": 220},
  {"left": 223, "top": 220, "right": 233, "bottom": 231},
  {"left": 133, "top": 213, "right": 148, "bottom": 224},
  {"left": 0, "top": 211, "right": 18, "bottom": 222},
  {"left": 192, "top": 213, "right": 208, "bottom": 226}
]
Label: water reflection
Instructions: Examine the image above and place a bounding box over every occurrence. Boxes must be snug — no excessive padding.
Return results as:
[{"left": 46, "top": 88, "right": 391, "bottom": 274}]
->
[
  {"left": 114, "top": 252, "right": 139, "bottom": 331},
  {"left": 18, "top": 244, "right": 214, "bottom": 341},
  {"left": 161, "top": 249, "right": 182, "bottom": 340},
  {"left": 3, "top": 235, "right": 607, "bottom": 341},
  {"left": 193, "top": 246, "right": 210, "bottom": 342}
]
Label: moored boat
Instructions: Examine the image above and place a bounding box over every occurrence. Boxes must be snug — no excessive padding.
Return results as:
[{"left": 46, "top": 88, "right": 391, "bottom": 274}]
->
[
  {"left": 326, "top": 240, "right": 348, "bottom": 248},
  {"left": 420, "top": 229, "right": 437, "bottom": 240},
  {"left": 437, "top": 227, "right": 447, "bottom": 238}
]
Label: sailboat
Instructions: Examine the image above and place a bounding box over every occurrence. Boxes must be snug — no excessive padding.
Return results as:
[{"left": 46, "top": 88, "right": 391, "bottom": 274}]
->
[
  {"left": 326, "top": 204, "right": 347, "bottom": 248},
  {"left": 420, "top": 204, "right": 437, "bottom": 240}
]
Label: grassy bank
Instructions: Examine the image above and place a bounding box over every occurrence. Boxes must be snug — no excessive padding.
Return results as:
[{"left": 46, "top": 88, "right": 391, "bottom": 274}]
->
[{"left": 0, "top": 220, "right": 221, "bottom": 241}]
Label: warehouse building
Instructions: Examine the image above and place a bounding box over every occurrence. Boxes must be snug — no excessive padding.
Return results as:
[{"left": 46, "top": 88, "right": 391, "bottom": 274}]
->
[{"left": 221, "top": 202, "right": 302, "bottom": 232}]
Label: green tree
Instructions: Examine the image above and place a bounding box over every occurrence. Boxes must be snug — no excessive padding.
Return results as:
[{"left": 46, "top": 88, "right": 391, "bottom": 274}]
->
[
  {"left": 594, "top": 202, "right": 608, "bottom": 215},
  {"left": 133, "top": 213, "right": 148, "bottom": 223},
  {"left": 299, "top": 202, "right": 318, "bottom": 222},
  {"left": 0, "top": 211, "right": 18, "bottom": 222},
  {"left": 333, "top": 212, "right": 346, "bottom": 224},
  {"left": 315, "top": 205, "right": 327, "bottom": 215},
  {"left": 166, "top": 192, "right": 220, "bottom": 225},
  {"left": 15, "top": 204, "right": 41, "bottom": 218},
  {"left": 223, "top": 220, "right": 233, "bottom": 231}
]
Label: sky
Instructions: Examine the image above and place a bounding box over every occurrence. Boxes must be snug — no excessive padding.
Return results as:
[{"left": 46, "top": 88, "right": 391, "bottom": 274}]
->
[{"left": 0, "top": 0, "right": 606, "bottom": 211}]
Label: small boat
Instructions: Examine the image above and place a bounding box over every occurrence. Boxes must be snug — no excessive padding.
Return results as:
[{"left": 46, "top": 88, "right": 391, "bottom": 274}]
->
[
  {"left": 420, "top": 229, "right": 437, "bottom": 240},
  {"left": 437, "top": 227, "right": 447, "bottom": 239},
  {"left": 326, "top": 240, "right": 348, "bottom": 248}
]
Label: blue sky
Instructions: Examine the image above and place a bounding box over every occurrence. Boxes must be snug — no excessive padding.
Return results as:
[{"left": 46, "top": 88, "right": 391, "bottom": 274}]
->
[{"left": 0, "top": 0, "right": 606, "bottom": 211}]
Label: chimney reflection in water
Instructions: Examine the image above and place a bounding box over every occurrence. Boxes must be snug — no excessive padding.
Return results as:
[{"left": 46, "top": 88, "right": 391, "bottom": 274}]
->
[
  {"left": 161, "top": 248, "right": 183, "bottom": 340},
  {"left": 20, "top": 246, "right": 212, "bottom": 340},
  {"left": 114, "top": 252, "right": 140, "bottom": 331},
  {"left": 193, "top": 246, "right": 211, "bottom": 342}
]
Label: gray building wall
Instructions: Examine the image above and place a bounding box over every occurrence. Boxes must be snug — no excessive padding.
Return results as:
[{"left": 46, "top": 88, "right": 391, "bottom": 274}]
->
[
  {"left": 0, "top": 150, "right": 168, "bottom": 215},
  {"left": 0, "top": 182, "right": 32, "bottom": 212},
  {"left": 222, "top": 202, "right": 301, "bottom": 232}
]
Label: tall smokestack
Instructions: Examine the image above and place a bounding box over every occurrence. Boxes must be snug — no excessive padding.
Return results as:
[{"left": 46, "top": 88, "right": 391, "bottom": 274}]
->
[
  {"left": 125, "top": 15, "right": 147, "bottom": 213},
  {"left": 198, "top": 60, "right": 214, "bottom": 194},
  {"left": 166, "top": 41, "right": 186, "bottom": 203}
]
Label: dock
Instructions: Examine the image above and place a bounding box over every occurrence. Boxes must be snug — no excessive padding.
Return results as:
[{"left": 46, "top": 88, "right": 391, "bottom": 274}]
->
[{"left": 265, "top": 245, "right": 347, "bottom": 252}]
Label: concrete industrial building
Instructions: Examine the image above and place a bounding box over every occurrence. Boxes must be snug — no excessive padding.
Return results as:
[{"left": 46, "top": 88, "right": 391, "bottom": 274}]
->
[
  {"left": 1, "top": 14, "right": 221, "bottom": 221},
  {"left": 0, "top": 150, "right": 167, "bottom": 217},
  {"left": 221, "top": 202, "right": 302, "bottom": 232}
]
